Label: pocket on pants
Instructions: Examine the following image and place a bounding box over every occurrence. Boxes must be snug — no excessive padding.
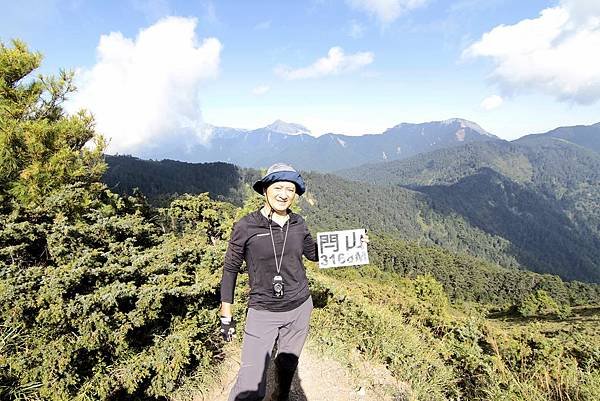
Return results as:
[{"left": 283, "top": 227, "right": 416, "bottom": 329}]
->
[
  {"left": 290, "top": 297, "right": 313, "bottom": 331},
  {"left": 243, "top": 308, "right": 263, "bottom": 338}
]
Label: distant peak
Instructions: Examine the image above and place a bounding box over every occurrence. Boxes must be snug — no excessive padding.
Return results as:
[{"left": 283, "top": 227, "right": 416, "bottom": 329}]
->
[
  {"left": 388, "top": 118, "right": 496, "bottom": 138},
  {"left": 441, "top": 118, "right": 493, "bottom": 137},
  {"left": 264, "top": 119, "right": 312, "bottom": 136}
]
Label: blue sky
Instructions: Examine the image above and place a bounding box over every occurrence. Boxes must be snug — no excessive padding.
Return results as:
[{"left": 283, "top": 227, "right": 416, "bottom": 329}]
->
[{"left": 2, "top": 0, "right": 599, "bottom": 153}]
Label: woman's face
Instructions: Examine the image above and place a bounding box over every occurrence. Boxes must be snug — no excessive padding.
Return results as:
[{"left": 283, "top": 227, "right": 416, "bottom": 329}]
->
[{"left": 265, "top": 181, "right": 296, "bottom": 213}]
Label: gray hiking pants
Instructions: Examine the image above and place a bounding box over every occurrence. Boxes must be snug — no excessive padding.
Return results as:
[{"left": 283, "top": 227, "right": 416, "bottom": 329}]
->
[{"left": 228, "top": 296, "right": 313, "bottom": 401}]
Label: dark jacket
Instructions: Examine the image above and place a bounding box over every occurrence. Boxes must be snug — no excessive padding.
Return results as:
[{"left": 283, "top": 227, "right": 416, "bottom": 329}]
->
[{"left": 220, "top": 209, "right": 318, "bottom": 312}]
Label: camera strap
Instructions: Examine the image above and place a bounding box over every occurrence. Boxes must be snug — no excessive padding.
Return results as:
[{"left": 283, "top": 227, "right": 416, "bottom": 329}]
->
[{"left": 268, "top": 216, "right": 289, "bottom": 275}]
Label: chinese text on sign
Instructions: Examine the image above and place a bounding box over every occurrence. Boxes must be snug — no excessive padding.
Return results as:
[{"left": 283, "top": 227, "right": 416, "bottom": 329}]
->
[{"left": 317, "top": 229, "right": 369, "bottom": 269}]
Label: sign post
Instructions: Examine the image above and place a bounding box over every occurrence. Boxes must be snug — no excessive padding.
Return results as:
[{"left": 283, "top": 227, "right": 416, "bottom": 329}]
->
[{"left": 317, "top": 229, "right": 369, "bottom": 269}]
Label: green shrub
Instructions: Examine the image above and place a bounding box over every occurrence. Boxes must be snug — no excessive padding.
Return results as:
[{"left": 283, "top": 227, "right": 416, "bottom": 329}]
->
[
  {"left": 517, "top": 290, "right": 572, "bottom": 318},
  {"left": 308, "top": 268, "right": 459, "bottom": 400},
  {"left": 308, "top": 265, "right": 600, "bottom": 401},
  {"left": 0, "top": 192, "right": 235, "bottom": 400},
  {"left": 0, "top": 40, "right": 240, "bottom": 400}
]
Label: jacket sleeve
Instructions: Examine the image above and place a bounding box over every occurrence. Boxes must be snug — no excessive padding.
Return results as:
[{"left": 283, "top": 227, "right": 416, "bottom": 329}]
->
[
  {"left": 220, "top": 221, "right": 246, "bottom": 303},
  {"left": 302, "top": 223, "right": 319, "bottom": 262}
]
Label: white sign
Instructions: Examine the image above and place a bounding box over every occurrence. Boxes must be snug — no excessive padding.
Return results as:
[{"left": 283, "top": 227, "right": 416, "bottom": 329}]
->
[{"left": 317, "top": 229, "right": 369, "bottom": 269}]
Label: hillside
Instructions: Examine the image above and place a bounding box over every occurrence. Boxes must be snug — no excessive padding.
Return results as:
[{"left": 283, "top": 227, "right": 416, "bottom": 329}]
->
[
  {"left": 338, "top": 140, "right": 530, "bottom": 187},
  {"left": 415, "top": 168, "right": 600, "bottom": 280},
  {"left": 336, "top": 135, "right": 600, "bottom": 281},
  {"left": 102, "top": 154, "right": 600, "bottom": 283},
  {"left": 308, "top": 265, "right": 600, "bottom": 401},
  {"left": 103, "top": 155, "right": 260, "bottom": 206},
  {"left": 300, "top": 171, "right": 600, "bottom": 283},
  {"left": 520, "top": 122, "right": 600, "bottom": 154},
  {"left": 103, "top": 156, "right": 600, "bottom": 306},
  {"left": 338, "top": 134, "right": 600, "bottom": 200}
]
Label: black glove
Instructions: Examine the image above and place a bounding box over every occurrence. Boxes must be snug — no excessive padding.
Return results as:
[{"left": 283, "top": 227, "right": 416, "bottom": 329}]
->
[{"left": 220, "top": 316, "right": 236, "bottom": 342}]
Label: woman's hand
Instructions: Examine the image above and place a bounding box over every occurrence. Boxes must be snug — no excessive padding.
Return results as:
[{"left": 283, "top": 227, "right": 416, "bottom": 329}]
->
[
  {"left": 219, "top": 302, "right": 235, "bottom": 342},
  {"left": 220, "top": 316, "right": 236, "bottom": 342}
]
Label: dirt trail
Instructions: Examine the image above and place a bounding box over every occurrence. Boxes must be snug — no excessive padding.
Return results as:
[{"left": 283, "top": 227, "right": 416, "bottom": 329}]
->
[{"left": 200, "top": 342, "right": 403, "bottom": 401}]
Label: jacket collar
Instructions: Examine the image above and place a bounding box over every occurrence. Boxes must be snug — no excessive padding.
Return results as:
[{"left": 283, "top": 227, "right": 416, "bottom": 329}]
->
[{"left": 252, "top": 208, "right": 299, "bottom": 227}]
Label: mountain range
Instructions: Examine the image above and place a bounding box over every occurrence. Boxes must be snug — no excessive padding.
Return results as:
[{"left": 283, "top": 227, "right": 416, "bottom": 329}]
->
[
  {"left": 131, "top": 118, "right": 500, "bottom": 171},
  {"left": 125, "top": 118, "right": 600, "bottom": 173}
]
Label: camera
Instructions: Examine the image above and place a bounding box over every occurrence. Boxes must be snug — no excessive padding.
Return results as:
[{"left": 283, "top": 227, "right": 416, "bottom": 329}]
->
[{"left": 272, "top": 275, "right": 284, "bottom": 298}]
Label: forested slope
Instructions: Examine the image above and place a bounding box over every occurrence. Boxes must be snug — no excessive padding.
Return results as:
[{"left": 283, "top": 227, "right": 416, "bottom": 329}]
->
[
  {"left": 520, "top": 122, "right": 600, "bottom": 154},
  {"left": 339, "top": 136, "right": 600, "bottom": 200},
  {"left": 300, "top": 171, "right": 600, "bottom": 282},
  {"left": 103, "top": 154, "right": 600, "bottom": 283},
  {"left": 336, "top": 137, "right": 600, "bottom": 282},
  {"left": 103, "top": 155, "right": 260, "bottom": 206}
]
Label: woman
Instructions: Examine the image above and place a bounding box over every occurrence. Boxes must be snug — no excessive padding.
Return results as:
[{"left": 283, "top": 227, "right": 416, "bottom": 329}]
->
[{"left": 219, "top": 163, "right": 317, "bottom": 401}]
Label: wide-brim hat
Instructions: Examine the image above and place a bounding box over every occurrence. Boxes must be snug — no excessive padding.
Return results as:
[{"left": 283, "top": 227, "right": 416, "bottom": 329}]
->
[{"left": 252, "top": 163, "right": 306, "bottom": 196}]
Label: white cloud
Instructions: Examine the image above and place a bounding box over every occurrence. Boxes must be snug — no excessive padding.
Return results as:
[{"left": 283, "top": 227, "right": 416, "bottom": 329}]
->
[
  {"left": 275, "top": 47, "right": 374, "bottom": 80},
  {"left": 252, "top": 85, "right": 270, "bottom": 95},
  {"left": 349, "top": 20, "right": 366, "bottom": 38},
  {"left": 561, "top": 0, "right": 600, "bottom": 25},
  {"left": 463, "top": 0, "right": 600, "bottom": 104},
  {"left": 70, "top": 17, "right": 222, "bottom": 153},
  {"left": 480, "top": 95, "right": 503, "bottom": 110},
  {"left": 347, "top": 0, "right": 429, "bottom": 24}
]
